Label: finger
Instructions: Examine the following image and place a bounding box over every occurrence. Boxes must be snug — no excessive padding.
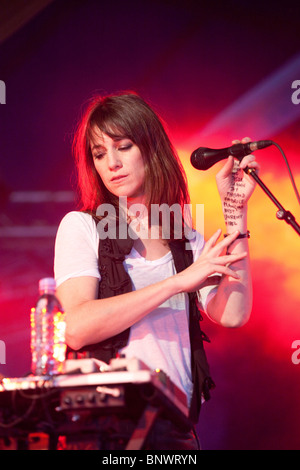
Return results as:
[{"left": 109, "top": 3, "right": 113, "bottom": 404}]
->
[
  {"left": 204, "top": 231, "right": 243, "bottom": 260},
  {"left": 244, "top": 160, "right": 260, "bottom": 171},
  {"left": 241, "top": 136, "right": 252, "bottom": 144},
  {"left": 216, "top": 155, "right": 235, "bottom": 180},
  {"left": 231, "top": 137, "right": 252, "bottom": 146},
  {"left": 222, "top": 266, "right": 241, "bottom": 279},
  {"left": 218, "top": 230, "right": 241, "bottom": 251},
  {"left": 223, "top": 266, "right": 241, "bottom": 279},
  {"left": 208, "top": 228, "right": 222, "bottom": 245},
  {"left": 211, "top": 251, "right": 248, "bottom": 265},
  {"left": 204, "top": 230, "right": 240, "bottom": 258},
  {"left": 210, "top": 264, "right": 241, "bottom": 280},
  {"left": 202, "top": 229, "right": 222, "bottom": 254},
  {"left": 238, "top": 154, "right": 255, "bottom": 169},
  {"left": 239, "top": 156, "right": 261, "bottom": 176}
]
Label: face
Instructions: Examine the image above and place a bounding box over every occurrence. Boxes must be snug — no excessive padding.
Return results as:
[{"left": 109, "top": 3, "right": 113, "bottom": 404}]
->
[{"left": 90, "top": 130, "right": 146, "bottom": 205}]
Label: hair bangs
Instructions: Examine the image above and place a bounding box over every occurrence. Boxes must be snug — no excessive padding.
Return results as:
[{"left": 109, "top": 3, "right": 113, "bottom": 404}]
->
[{"left": 87, "top": 103, "right": 135, "bottom": 145}]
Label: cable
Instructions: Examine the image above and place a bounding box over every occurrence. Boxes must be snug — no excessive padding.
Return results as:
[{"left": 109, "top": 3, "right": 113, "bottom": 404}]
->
[
  {"left": 0, "top": 393, "right": 36, "bottom": 429},
  {"left": 271, "top": 141, "right": 300, "bottom": 206}
]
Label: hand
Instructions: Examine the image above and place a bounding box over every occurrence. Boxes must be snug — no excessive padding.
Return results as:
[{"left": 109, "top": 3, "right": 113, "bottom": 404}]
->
[
  {"left": 174, "top": 229, "right": 247, "bottom": 293},
  {"left": 216, "top": 137, "right": 261, "bottom": 208}
]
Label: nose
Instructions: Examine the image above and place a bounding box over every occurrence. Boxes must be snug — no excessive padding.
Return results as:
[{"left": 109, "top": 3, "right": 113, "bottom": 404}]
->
[{"left": 107, "top": 148, "right": 122, "bottom": 171}]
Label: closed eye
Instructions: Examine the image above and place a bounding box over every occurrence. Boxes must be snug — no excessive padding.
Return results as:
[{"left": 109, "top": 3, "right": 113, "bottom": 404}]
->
[
  {"left": 118, "top": 143, "right": 133, "bottom": 151},
  {"left": 93, "top": 152, "right": 105, "bottom": 160},
  {"left": 91, "top": 139, "right": 133, "bottom": 160}
]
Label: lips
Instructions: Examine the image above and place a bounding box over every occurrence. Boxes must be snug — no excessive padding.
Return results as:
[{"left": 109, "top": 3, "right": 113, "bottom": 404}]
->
[{"left": 111, "top": 175, "right": 128, "bottom": 182}]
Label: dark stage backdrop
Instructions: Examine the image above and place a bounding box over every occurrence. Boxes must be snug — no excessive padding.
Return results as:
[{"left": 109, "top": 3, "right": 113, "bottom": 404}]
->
[{"left": 1, "top": 0, "right": 300, "bottom": 450}]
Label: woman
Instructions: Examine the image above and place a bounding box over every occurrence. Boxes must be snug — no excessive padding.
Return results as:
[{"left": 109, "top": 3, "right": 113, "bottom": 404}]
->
[{"left": 54, "top": 92, "right": 259, "bottom": 450}]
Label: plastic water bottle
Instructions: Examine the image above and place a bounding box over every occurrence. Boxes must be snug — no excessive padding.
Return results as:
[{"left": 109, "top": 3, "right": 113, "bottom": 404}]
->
[{"left": 30, "top": 277, "right": 66, "bottom": 376}]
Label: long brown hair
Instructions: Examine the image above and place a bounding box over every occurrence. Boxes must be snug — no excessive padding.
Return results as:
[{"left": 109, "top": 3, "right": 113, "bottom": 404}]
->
[{"left": 73, "top": 92, "right": 191, "bottom": 236}]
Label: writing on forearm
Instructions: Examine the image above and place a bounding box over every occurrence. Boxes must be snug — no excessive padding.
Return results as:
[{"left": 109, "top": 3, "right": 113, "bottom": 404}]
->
[{"left": 223, "top": 167, "right": 247, "bottom": 226}]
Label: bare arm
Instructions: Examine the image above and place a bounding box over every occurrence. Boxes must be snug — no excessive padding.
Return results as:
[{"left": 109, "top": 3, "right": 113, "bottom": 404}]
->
[
  {"left": 57, "top": 274, "right": 178, "bottom": 351},
  {"left": 206, "top": 140, "right": 259, "bottom": 327},
  {"left": 57, "top": 231, "right": 246, "bottom": 351},
  {"left": 57, "top": 138, "right": 258, "bottom": 350},
  {"left": 206, "top": 213, "right": 252, "bottom": 327}
]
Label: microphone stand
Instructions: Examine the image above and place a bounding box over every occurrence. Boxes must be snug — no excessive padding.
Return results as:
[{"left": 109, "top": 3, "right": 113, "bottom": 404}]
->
[{"left": 244, "top": 168, "right": 300, "bottom": 236}]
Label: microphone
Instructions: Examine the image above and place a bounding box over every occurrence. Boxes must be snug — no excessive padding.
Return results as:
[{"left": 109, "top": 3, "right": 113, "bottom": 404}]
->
[{"left": 190, "top": 140, "right": 273, "bottom": 170}]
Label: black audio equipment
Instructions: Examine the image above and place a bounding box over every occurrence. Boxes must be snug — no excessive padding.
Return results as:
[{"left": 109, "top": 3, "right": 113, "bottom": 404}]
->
[{"left": 0, "top": 358, "right": 191, "bottom": 450}]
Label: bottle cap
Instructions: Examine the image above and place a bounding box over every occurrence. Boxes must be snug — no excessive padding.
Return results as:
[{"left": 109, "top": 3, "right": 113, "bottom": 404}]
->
[{"left": 39, "top": 277, "right": 56, "bottom": 294}]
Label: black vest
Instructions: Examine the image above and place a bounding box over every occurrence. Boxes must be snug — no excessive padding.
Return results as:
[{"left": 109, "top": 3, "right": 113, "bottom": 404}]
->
[{"left": 73, "top": 221, "right": 215, "bottom": 423}]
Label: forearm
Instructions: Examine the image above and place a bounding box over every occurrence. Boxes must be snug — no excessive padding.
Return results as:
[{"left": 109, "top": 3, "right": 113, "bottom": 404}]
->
[
  {"left": 206, "top": 208, "right": 253, "bottom": 327},
  {"left": 64, "top": 276, "right": 178, "bottom": 351}
]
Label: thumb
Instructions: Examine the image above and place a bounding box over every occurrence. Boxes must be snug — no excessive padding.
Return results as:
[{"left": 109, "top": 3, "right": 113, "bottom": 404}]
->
[{"left": 216, "top": 155, "right": 235, "bottom": 180}]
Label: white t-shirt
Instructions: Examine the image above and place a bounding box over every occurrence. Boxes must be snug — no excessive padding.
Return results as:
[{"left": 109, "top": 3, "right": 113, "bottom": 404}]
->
[{"left": 54, "top": 211, "right": 218, "bottom": 404}]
